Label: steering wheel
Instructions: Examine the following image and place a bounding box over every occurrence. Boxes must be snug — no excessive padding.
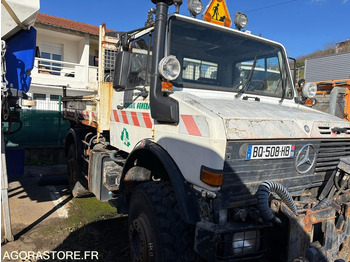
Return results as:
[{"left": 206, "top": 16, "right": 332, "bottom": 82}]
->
[{"left": 249, "top": 80, "right": 267, "bottom": 91}]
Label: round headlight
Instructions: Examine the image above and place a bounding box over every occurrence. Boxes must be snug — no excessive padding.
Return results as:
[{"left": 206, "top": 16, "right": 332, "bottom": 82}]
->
[
  {"left": 234, "top": 12, "right": 248, "bottom": 30},
  {"left": 158, "top": 55, "right": 181, "bottom": 81},
  {"left": 188, "top": 0, "right": 203, "bottom": 17},
  {"left": 302, "top": 82, "right": 317, "bottom": 98}
]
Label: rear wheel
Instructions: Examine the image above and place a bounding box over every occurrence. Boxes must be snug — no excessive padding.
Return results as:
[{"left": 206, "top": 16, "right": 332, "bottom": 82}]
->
[
  {"left": 67, "top": 143, "right": 79, "bottom": 190},
  {"left": 128, "top": 182, "right": 197, "bottom": 262},
  {"left": 67, "top": 143, "right": 89, "bottom": 197}
]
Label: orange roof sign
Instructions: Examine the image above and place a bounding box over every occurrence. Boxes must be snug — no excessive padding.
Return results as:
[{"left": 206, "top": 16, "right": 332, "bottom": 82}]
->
[{"left": 204, "top": 0, "right": 232, "bottom": 27}]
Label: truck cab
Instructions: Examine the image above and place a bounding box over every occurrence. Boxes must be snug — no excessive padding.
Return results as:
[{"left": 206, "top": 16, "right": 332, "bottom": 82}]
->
[{"left": 63, "top": 1, "right": 350, "bottom": 261}]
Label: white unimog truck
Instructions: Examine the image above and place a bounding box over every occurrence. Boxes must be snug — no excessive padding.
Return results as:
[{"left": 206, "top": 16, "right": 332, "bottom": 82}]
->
[{"left": 62, "top": 0, "right": 350, "bottom": 261}]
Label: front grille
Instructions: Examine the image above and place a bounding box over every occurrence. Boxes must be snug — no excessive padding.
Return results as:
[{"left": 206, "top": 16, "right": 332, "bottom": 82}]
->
[
  {"left": 221, "top": 139, "right": 350, "bottom": 208},
  {"left": 318, "top": 126, "right": 331, "bottom": 135},
  {"left": 318, "top": 125, "right": 350, "bottom": 136},
  {"left": 316, "top": 140, "right": 350, "bottom": 173}
]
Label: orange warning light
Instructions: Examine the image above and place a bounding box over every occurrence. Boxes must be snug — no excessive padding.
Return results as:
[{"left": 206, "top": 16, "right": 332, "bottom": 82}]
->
[
  {"left": 161, "top": 81, "right": 173, "bottom": 93},
  {"left": 204, "top": 0, "right": 232, "bottom": 27}
]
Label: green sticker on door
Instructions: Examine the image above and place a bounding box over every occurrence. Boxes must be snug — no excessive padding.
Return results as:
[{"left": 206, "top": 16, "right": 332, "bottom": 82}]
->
[{"left": 121, "top": 128, "right": 131, "bottom": 147}]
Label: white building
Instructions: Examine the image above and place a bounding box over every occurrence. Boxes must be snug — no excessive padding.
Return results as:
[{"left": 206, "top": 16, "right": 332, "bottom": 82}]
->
[{"left": 29, "top": 13, "right": 116, "bottom": 110}]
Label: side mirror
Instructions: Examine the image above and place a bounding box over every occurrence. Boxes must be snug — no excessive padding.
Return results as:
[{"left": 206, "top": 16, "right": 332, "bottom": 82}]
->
[
  {"left": 288, "top": 57, "right": 296, "bottom": 86},
  {"left": 113, "top": 51, "right": 131, "bottom": 90}
]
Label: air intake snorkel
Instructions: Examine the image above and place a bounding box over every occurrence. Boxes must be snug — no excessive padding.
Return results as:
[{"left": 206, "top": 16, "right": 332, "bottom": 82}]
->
[
  {"left": 149, "top": 0, "right": 179, "bottom": 124},
  {"left": 256, "top": 180, "right": 297, "bottom": 224}
]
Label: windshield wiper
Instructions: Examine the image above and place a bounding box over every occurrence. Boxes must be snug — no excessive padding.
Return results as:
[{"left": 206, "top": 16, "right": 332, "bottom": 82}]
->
[
  {"left": 235, "top": 56, "right": 257, "bottom": 99},
  {"left": 280, "top": 78, "right": 286, "bottom": 103},
  {"left": 279, "top": 76, "right": 286, "bottom": 103}
]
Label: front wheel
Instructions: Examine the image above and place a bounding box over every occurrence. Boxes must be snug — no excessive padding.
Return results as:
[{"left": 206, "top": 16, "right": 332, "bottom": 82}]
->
[{"left": 128, "top": 182, "right": 197, "bottom": 262}]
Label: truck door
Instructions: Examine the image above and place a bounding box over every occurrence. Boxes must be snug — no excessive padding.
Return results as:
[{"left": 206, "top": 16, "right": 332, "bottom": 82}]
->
[{"left": 110, "top": 32, "right": 153, "bottom": 152}]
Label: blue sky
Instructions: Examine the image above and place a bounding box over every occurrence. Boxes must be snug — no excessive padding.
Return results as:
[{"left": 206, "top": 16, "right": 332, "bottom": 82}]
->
[{"left": 39, "top": 0, "right": 349, "bottom": 58}]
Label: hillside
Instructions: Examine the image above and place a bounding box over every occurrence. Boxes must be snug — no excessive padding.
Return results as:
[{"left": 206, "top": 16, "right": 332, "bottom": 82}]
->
[{"left": 295, "top": 40, "right": 350, "bottom": 80}]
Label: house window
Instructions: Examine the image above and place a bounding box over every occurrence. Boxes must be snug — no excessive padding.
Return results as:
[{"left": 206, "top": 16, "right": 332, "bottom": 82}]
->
[
  {"left": 40, "top": 42, "right": 63, "bottom": 76},
  {"left": 89, "top": 55, "right": 98, "bottom": 67},
  {"left": 33, "top": 93, "right": 46, "bottom": 100},
  {"left": 50, "top": 95, "right": 60, "bottom": 101},
  {"left": 41, "top": 52, "right": 62, "bottom": 75}
]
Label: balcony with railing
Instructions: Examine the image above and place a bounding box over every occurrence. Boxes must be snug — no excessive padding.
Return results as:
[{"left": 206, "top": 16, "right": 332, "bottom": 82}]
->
[{"left": 31, "top": 57, "right": 98, "bottom": 90}]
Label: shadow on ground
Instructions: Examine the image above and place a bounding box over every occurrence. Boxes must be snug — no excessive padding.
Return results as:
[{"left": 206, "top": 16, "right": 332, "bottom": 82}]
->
[
  {"left": 2, "top": 165, "right": 131, "bottom": 262},
  {"left": 44, "top": 216, "right": 131, "bottom": 262}
]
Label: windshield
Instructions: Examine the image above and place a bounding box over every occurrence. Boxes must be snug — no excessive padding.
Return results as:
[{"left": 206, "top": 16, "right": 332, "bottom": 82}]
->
[{"left": 168, "top": 16, "right": 294, "bottom": 99}]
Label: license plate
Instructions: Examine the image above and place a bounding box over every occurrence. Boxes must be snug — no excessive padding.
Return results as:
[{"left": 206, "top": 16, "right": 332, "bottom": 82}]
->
[{"left": 246, "top": 145, "right": 295, "bottom": 160}]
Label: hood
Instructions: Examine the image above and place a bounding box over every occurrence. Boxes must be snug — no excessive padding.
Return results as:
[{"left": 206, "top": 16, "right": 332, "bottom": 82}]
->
[{"left": 174, "top": 91, "right": 350, "bottom": 140}]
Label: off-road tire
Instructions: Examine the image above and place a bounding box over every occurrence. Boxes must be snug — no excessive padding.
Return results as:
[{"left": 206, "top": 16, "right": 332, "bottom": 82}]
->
[
  {"left": 128, "top": 181, "right": 197, "bottom": 262},
  {"left": 67, "top": 143, "right": 90, "bottom": 197}
]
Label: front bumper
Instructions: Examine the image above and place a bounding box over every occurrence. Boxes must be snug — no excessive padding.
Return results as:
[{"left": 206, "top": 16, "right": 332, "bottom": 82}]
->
[
  {"left": 285, "top": 201, "right": 350, "bottom": 262},
  {"left": 194, "top": 201, "right": 350, "bottom": 262}
]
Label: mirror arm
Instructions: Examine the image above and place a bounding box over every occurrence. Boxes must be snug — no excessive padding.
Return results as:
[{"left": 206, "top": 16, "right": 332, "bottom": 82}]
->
[{"left": 117, "top": 87, "right": 149, "bottom": 110}]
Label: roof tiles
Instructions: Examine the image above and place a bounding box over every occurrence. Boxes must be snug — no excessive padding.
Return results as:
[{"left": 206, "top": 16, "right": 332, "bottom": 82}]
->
[{"left": 36, "top": 13, "right": 114, "bottom": 35}]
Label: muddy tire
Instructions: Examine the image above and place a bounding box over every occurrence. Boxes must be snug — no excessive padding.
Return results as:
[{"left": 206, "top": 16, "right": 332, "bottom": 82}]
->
[
  {"left": 67, "top": 143, "right": 90, "bottom": 197},
  {"left": 128, "top": 181, "right": 197, "bottom": 262}
]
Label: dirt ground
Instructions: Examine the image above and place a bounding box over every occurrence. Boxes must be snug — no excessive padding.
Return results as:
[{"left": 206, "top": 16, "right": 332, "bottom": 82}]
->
[{"left": 1, "top": 165, "right": 131, "bottom": 262}]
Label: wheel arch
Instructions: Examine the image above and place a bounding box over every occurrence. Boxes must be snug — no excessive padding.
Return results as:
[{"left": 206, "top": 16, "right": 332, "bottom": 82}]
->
[{"left": 118, "top": 139, "right": 200, "bottom": 224}]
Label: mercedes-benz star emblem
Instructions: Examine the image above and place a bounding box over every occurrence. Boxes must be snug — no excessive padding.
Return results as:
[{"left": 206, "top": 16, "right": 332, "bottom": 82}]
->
[{"left": 295, "top": 144, "right": 316, "bottom": 174}]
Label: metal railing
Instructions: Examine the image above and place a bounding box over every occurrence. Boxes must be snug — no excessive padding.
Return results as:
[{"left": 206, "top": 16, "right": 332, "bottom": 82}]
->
[
  {"left": 32, "top": 98, "right": 61, "bottom": 111},
  {"left": 32, "top": 58, "right": 98, "bottom": 88}
]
